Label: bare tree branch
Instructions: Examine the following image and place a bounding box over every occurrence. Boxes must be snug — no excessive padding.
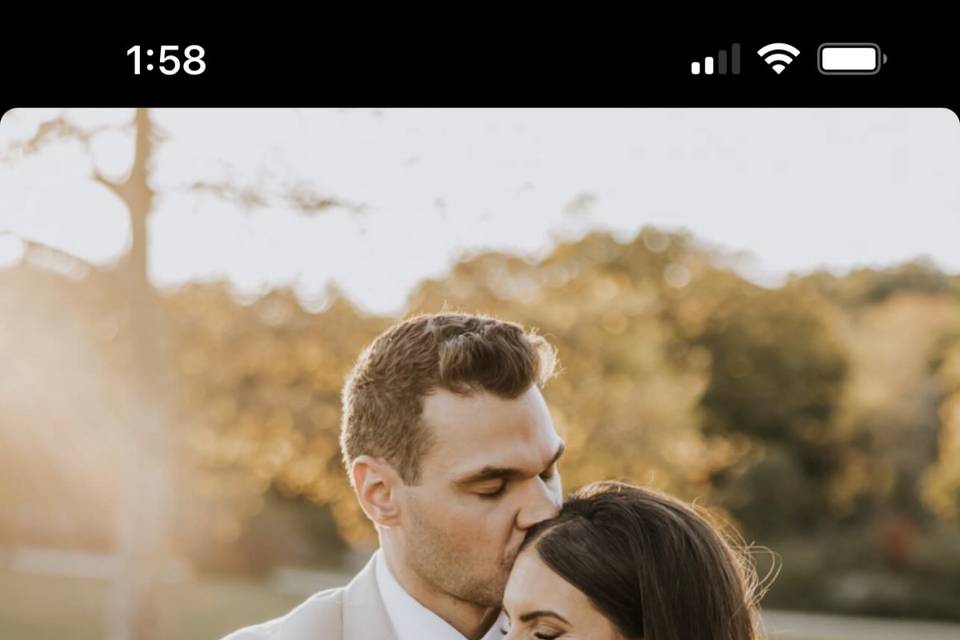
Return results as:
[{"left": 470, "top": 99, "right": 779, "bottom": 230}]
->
[
  {"left": 5, "top": 111, "right": 364, "bottom": 218},
  {"left": 0, "top": 230, "right": 97, "bottom": 272},
  {"left": 187, "top": 180, "right": 269, "bottom": 209},
  {"left": 1, "top": 114, "right": 129, "bottom": 165},
  {"left": 185, "top": 179, "right": 366, "bottom": 216},
  {"left": 93, "top": 169, "right": 125, "bottom": 201}
]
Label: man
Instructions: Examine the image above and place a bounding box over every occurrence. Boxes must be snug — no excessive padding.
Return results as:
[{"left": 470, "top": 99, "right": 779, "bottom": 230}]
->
[{"left": 225, "top": 313, "right": 566, "bottom": 640}]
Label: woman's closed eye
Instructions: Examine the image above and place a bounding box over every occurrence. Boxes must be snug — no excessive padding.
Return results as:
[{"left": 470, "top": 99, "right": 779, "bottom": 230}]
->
[
  {"left": 499, "top": 624, "right": 563, "bottom": 639},
  {"left": 500, "top": 616, "right": 566, "bottom": 639}
]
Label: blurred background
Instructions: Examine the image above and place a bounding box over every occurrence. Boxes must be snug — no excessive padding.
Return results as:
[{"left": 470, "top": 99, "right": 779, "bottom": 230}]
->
[{"left": 1, "top": 108, "right": 959, "bottom": 639}]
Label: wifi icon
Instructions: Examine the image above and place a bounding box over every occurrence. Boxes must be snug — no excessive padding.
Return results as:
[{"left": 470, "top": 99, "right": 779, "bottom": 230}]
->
[{"left": 757, "top": 43, "right": 800, "bottom": 74}]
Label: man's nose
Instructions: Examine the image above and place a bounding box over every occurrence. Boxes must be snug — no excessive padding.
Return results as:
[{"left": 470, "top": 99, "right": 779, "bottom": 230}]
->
[{"left": 516, "top": 476, "right": 561, "bottom": 530}]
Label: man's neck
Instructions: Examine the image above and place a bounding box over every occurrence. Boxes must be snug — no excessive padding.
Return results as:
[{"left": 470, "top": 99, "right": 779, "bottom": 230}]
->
[{"left": 380, "top": 544, "right": 497, "bottom": 639}]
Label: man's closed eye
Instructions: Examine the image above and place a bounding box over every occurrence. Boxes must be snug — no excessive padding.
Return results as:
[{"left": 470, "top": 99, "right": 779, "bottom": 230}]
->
[{"left": 478, "top": 482, "right": 508, "bottom": 499}]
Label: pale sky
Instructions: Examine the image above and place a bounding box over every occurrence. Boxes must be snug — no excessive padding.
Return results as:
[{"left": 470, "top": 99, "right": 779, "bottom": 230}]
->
[{"left": 1, "top": 108, "right": 958, "bottom": 315}]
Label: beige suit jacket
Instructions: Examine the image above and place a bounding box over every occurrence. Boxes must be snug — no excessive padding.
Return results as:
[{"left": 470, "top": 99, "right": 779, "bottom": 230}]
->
[{"left": 223, "top": 555, "right": 397, "bottom": 640}]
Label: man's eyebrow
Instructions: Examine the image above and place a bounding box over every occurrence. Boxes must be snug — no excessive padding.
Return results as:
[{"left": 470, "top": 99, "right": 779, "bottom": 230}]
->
[
  {"left": 518, "top": 610, "right": 570, "bottom": 624},
  {"left": 456, "top": 441, "right": 566, "bottom": 486}
]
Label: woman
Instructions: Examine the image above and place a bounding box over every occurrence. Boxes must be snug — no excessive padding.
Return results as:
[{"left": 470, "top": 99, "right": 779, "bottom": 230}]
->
[{"left": 500, "top": 481, "right": 766, "bottom": 640}]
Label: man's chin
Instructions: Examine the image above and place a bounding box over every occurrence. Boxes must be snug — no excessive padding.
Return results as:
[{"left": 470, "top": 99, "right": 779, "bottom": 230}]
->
[
  {"left": 489, "top": 566, "right": 513, "bottom": 601},
  {"left": 461, "top": 569, "right": 510, "bottom": 608}
]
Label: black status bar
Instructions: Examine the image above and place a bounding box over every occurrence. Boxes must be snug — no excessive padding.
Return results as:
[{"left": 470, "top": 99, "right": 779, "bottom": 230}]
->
[{"left": 2, "top": 32, "right": 958, "bottom": 110}]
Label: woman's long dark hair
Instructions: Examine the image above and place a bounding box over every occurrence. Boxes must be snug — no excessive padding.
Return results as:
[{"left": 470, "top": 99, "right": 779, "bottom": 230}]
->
[{"left": 521, "top": 481, "right": 766, "bottom": 640}]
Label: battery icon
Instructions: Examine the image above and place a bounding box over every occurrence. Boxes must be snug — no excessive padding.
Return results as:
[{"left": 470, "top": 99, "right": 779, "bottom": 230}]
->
[{"left": 818, "top": 43, "right": 886, "bottom": 75}]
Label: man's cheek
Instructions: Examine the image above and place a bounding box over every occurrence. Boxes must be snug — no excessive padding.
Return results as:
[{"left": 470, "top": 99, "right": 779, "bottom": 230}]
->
[{"left": 442, "top": 499, "right": 498, "bottom": 527}]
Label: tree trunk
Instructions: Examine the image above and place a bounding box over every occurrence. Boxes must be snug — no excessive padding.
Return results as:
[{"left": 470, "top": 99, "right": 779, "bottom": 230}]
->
[{"left": 104, "top": 108, "right": 175, "bottom": 640}]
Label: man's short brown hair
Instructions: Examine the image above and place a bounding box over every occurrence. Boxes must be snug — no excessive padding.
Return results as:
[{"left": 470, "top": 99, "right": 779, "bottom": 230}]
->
[{"left": 340, "top": 313, "right": 558, "bottom": 484}]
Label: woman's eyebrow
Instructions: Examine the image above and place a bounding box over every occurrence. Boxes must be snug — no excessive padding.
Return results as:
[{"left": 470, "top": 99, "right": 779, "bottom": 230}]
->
[{"left": 519, "top": 610, "right": 570, "bottom": 624}]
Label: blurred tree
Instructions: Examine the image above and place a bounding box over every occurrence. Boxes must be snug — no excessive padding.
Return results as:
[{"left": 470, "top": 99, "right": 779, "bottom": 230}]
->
[
  {"left": 828, "top": 292, "right": 960, "bottom": 521},
  {"left": 693, "top": 284, "right": 850, "bottom": 534},
  {"left": 1, "top": 109, "right": 175, "bottom": 640},
  {"left": 801, "top": 260, "right": 958, "bottom": 308},
  {"left": 923, "top": 332, "right": 960, "bottom": 520},
  {"left": 96, "top": 109, "right": 175, "bottom": 640},
  {"left": 167, "top": 282, "right": 389, "bottom": 549},
  {"left": 0, "top": 108, "right": 358, "bottom": 639}
]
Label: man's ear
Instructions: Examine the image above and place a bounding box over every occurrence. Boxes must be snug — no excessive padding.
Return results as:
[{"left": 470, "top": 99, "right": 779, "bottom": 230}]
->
[{"left": 352, "top": 455, "right": 403, "bottom": 527}]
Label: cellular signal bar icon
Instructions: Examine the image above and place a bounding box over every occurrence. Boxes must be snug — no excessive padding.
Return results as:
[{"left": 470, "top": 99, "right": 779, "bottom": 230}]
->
[{"left": 690, "top": 44, "right": 741, "bottom": 75}]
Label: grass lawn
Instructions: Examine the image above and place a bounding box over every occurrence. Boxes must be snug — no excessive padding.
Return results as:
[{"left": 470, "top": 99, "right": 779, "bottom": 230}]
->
[{"left": 2, "top": 569, "right": 959, "bottom": 639}]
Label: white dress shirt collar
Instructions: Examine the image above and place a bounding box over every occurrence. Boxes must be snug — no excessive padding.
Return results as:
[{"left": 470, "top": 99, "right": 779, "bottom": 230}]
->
[{"left": 375, "top": 549, "right": 505, "bottom": 640}]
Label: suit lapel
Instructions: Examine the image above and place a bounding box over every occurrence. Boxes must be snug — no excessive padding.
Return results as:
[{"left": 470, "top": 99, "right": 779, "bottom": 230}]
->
[{"left": 342, "top": 553, "right": 397, "bottom": 640}]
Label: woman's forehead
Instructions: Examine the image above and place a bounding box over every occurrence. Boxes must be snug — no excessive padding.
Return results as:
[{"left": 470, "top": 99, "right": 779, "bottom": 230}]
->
[{"left": 504, "top": 550, "right": 581, "bottom": 613}]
